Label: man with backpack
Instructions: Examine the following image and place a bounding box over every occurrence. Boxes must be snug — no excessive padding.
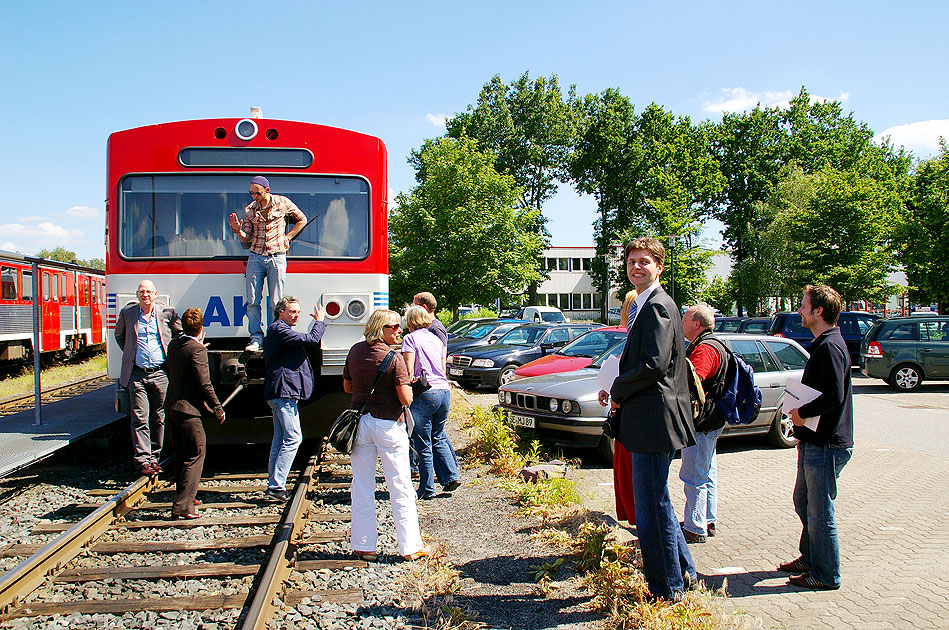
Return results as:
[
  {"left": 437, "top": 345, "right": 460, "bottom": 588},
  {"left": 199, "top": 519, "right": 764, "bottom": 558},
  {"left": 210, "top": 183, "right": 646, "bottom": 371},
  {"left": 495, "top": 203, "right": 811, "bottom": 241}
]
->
[{"left": 679, "top": 305, "right": 730, "bottom": 543}]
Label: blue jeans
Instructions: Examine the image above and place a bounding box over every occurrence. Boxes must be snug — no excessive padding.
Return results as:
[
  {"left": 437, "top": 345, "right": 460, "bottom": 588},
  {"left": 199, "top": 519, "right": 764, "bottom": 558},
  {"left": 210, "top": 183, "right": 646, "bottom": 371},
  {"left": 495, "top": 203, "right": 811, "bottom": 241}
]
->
[
  {"left": 246, "top": 252, "right": 286, "bottom": 344},
  {"left": 267, "top": 397, "right": 302, "bottom": 491},
  {"left": 410, "top": 388, "right": 458, "bottom": 497},
  {"left": 679, "top": 426, "right": 724, "bottom": 535},
  {"left": 631, "top": 450, "right": 696, "bottom": 600},
  {"left": 793, "top": 442, "right": 852, "bottom": 586}
]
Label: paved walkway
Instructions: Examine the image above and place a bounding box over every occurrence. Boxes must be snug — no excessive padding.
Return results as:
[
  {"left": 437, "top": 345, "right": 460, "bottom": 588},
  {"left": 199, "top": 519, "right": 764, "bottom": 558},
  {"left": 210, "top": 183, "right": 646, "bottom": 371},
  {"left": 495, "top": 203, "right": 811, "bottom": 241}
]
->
[{"left": 574, "top": 435, "right": 949, "bottom": 630}]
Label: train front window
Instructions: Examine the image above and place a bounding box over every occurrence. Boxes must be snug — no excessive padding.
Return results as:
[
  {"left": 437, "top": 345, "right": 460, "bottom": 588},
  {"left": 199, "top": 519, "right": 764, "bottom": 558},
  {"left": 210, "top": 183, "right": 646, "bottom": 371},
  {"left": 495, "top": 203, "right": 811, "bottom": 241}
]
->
[
  {"left": 0, "top": 267, "right": 16, "bottom": 300},
  {"left": 119, "top": 175, "right": 370, "bottom": 259}
]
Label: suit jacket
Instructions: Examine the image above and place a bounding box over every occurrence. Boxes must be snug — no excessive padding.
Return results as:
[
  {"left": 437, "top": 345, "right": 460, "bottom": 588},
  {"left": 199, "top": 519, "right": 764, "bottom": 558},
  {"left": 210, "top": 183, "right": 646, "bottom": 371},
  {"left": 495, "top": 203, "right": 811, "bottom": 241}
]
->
[
  {"left": 610, "top": 285, "right": 695, "bottom": 453},
  {"left": 264, "top": 319, "right": 327, "bottom": 401},
  {"left": 163, "top": 336, "right": 224, "bottom": 418},
  {"left": 114, "top": 302, "right": 182, "bottom": 387}
]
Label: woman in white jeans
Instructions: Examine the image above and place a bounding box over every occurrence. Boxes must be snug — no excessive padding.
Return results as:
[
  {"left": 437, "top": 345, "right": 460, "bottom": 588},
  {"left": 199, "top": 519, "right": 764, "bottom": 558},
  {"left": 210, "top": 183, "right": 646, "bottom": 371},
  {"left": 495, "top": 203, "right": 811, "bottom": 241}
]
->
[{"left": 343, "top": 309, "right": 428, "bottom": 561}]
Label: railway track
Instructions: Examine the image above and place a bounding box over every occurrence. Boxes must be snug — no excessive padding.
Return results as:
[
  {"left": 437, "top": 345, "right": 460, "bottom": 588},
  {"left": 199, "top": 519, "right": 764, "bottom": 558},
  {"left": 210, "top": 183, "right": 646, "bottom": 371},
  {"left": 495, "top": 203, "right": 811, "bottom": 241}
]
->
[
  {"left": 0, "top": 373, "right": 111, "bottom": 417},
  {"left": 0, "top": 441, "right": 364, "bottom": 627}
]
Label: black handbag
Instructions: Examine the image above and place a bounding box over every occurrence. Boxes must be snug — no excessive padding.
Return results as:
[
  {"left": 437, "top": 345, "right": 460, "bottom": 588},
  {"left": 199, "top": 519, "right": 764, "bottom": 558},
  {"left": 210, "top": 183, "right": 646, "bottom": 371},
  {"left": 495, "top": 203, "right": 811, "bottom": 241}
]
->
[
  {"left": 328, "top": 350, "right": 396, "bottom": 454},
  {"left": 411, "top": 370, "right": 431, "bottom": 396},
  {"left": 601, "top": 407, "right": 620, "bottom": 439}
]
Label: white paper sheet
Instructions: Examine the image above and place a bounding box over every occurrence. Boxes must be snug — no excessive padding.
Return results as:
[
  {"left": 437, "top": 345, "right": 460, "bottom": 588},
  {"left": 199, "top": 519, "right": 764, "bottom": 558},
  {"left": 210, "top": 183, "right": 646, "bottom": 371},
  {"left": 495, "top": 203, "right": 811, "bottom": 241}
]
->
[
  {"left": 595, "top": 355, "right": 621, "bottom": 393},
  {"left": 783, "top": 377, "right": 822, "bottom": 431}
]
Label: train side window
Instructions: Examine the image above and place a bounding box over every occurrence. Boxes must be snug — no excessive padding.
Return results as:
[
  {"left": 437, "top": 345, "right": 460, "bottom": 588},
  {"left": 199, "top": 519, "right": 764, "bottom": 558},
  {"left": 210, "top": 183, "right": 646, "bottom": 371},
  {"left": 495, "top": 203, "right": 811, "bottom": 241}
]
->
[
  {"left": 92, "top": 280, "right": 97, "bottom": 304},
  {"left": 22, "top": 270, "right": 32, "bottom": 301},
  {"left": 0, "top": 266, "right": 16, "bottom": 300},
  {"left": 61, "top": 274, "right": 68, "bottom": 301},
  {"left": 52, "top": 274, "right": 60, "bottom": 302}
]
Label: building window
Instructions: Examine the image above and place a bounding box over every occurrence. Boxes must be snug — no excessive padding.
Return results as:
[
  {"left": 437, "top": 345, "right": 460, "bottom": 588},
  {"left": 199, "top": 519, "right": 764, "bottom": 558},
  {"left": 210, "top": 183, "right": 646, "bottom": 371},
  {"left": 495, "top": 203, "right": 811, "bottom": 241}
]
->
[
  {"left": 571, "top": 257, "right": 582, "bottom": 272},
  {"left": 558, "top": 258, "right": 569, "bottom": 271},
  {"left": 592, "top": 293, "right": 601, "bottom": 308},
  {"left": 546, "top": 258, "right": 558, "bottom": 271}
]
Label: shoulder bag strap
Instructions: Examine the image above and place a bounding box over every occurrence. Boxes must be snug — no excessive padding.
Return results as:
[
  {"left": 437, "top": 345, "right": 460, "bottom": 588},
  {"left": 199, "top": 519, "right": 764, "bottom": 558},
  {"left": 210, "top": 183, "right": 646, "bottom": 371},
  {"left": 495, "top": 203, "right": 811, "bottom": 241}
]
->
[{"left": 355, "top": 350, "right": 397, "bottom": 415}]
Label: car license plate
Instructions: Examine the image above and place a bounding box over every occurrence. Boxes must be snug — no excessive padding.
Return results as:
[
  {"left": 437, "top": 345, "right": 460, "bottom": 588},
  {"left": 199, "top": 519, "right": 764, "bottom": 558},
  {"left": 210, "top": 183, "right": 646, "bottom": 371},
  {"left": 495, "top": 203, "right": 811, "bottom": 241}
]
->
[
  {"left": 509, "top": 413, "right": 536, "bottom": 429},
  {"left": 449, "top": 368, "right": 464, "bottom": 376}
]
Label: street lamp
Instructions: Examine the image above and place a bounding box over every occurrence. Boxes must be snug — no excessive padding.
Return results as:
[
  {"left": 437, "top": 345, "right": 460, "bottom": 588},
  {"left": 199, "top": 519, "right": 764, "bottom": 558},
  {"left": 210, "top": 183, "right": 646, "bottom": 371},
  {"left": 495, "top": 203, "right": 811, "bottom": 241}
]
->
[{"left": 667, "top": 235, "right": 675, "bottom": 302}]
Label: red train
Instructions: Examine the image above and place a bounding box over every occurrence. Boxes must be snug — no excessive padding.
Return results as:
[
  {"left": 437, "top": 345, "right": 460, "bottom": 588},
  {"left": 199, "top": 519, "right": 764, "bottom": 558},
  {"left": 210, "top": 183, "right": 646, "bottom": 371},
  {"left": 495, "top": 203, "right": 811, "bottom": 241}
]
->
[{"left": 0, "top": 251, "right": 106, "bottom": 363}]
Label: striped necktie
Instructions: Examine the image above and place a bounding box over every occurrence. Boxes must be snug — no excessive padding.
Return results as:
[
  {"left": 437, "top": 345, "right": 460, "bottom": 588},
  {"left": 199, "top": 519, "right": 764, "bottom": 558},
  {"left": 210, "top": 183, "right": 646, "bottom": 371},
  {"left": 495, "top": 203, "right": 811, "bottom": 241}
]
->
[{"left": 626, "top": 302, "right": 638, "bottom": 333}]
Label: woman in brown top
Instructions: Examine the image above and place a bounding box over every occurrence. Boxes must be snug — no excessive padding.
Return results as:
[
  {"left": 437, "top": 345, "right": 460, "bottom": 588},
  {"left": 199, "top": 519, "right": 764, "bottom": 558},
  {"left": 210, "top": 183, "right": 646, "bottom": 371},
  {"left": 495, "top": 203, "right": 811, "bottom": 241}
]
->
[{"left": 343, "top": 309, "right": 428, "bottom": 561}]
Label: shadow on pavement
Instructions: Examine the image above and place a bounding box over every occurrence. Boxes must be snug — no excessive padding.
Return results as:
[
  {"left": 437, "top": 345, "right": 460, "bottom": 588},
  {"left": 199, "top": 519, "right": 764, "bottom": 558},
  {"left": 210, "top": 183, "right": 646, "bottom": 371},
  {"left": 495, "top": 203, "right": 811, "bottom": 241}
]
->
[{"left": 700, "top": 569, "right": 801, "bottom": 597}]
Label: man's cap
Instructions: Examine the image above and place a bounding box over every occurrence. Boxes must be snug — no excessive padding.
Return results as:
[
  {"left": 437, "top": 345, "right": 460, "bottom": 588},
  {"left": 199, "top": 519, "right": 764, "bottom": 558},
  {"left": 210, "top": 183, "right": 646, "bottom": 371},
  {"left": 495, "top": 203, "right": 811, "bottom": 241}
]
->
[{"left": 251, "top": 175, "right": 270, "bottom": 189}]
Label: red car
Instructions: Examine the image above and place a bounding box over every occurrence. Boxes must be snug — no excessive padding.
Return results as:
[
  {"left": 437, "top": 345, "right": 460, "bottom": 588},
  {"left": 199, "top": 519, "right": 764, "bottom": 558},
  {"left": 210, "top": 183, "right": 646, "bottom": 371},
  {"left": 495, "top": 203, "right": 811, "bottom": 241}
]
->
[{"left": 512, "top": 326, "right": 627, "bottom": 380}]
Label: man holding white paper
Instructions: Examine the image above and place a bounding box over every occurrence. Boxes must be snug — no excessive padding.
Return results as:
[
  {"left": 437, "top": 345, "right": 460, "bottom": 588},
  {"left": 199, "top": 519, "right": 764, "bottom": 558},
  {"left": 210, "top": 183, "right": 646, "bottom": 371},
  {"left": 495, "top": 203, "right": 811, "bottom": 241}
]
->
[{"left": 779, "top": 284, "right": 853, "bottom": 591}]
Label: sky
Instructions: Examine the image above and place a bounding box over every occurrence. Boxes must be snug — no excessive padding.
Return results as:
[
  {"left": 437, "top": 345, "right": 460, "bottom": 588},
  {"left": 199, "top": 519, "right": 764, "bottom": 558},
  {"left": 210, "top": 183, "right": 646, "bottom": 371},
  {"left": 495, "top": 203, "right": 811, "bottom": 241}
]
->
[{"left": 1, "top": 1, "right": 947, "bottom": 262}]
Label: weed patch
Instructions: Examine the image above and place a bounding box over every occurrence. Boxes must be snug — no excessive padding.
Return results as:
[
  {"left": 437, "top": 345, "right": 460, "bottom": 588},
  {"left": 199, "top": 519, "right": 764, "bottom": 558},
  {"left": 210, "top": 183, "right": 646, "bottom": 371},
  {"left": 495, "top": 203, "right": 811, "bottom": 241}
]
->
[
  {"left": 0, "top": 352, "right": 106, "bottom": 400},
  {"left": 399, "top": 545, "right": 485, "bottom": 629}
]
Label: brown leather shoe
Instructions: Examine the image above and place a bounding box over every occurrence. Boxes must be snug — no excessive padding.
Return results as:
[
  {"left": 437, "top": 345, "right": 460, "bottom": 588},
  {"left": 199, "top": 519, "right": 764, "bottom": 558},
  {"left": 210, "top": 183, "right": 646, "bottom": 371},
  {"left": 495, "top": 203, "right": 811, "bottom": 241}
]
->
[
  {"left": 172, "top": 511, "right": 201, "bottom": 520},
  {"left": 140, "top": 463, "right": 157, "bottom": 476},
  {"left": 192, "top": 498, "right": 203, "bottom": 506}
]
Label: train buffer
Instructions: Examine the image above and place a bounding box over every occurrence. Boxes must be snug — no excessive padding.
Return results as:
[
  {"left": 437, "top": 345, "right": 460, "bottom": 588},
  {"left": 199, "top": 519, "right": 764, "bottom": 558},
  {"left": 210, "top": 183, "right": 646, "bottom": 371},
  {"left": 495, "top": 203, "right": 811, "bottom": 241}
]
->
[{"left": 0, "top": 385, "right": 123, "bottom": 477}]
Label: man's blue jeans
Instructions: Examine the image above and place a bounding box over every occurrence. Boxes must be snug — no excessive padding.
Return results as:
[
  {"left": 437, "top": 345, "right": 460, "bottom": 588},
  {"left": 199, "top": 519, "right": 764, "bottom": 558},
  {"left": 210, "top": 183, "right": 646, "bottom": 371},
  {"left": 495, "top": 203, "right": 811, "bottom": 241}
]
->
[
  {"left": 631, "top": 450, "right": 696, "bottom": 600},
  {"left": 679, "top": 426, "right": 724, "bottom": 535},
  {"left": 267, "top": 397, "right": 303, "bottom": 492},
  {"left": 410, "top": 388, "right": 458, "bottom": 497},
  {"left": 793, "top": 442, "right": 852, "bottom": 586},
  {"left": 246, "top": 252, "right": 286, "bottom": 344}
]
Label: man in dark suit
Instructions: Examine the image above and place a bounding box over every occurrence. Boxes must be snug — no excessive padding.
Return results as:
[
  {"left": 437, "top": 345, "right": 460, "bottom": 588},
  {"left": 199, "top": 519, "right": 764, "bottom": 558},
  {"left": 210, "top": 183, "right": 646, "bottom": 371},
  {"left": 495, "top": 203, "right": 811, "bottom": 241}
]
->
[
  {"left": 163, "top": 307, "right": 225, "bottom": 519},
  {"left": 602, "top": 237, "right": 696, "bottom": 601},
  {"left": 114, "top": 279, "right": 182, "bottom": 475}
]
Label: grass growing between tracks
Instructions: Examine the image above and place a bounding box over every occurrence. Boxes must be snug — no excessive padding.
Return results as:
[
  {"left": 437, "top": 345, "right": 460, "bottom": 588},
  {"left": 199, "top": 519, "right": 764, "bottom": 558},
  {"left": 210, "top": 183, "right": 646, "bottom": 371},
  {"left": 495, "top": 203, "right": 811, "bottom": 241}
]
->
[
  {"left": 0, "top": 352, "right": 106, "bottom": 399},
  {"left": 400, "top": 545, "right": 486, "bottom": 630}
]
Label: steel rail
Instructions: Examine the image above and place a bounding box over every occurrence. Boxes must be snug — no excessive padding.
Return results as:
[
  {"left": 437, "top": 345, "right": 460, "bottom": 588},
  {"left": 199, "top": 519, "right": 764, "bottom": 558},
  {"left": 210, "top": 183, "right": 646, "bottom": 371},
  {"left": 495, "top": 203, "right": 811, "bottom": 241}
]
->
[
  {"left": 0, "top": 470, "right": 162, "bottom": 614},
  {"left": 0, "top": 372, "right": 109, "bottom": 411},
  {"left": 240, "top": 447, "right": 321, "bottom": 630}
]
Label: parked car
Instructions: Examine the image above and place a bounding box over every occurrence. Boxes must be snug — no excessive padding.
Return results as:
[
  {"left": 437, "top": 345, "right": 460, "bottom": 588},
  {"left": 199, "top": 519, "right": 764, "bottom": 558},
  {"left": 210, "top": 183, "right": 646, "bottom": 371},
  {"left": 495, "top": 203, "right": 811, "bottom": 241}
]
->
[
  {"left": 511, "top": 326, "right": 628, "bottom": 380},
  {"left": 447, "top": 319, "right": 528, "bottom": 354},
  {"left": 860, "top": 315, "right": 949, "bottom": 391},
  {"left": 607, "top": 307, "right": 622, "bottom": 325},
  {"left": 714, "top": 316, "right": 746, "bottom": 332},
  {"left": 447, "top": 322, "right": 596, "bottom": 389},
  {"left": 769, "top": 311, "right": 879, "bottom": 363},
  {"left": 737, "top": 317, "right": 772, "bottom": 334},
  {"left": 518, "top": 306, "right": 568, "bottom": 323},
  {"left": 495, "top": 333, "right": 810, "bottom": 461}
]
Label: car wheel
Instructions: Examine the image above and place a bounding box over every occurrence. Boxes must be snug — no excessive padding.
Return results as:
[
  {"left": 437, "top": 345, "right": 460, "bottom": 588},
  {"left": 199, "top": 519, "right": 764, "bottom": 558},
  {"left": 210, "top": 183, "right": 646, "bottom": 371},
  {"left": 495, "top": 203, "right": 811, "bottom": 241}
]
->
[
  {"left": 888, "top": 364, "right": 922, "bottom": 392},
  {"left": 768, "top": 412, "right": 797, "bottom": 448},
  {"left": 497, "top": 365, "right": 517, "bottom": 388},
  {"left": 597, "top": 434, "right": 614, "bottom": 464}
]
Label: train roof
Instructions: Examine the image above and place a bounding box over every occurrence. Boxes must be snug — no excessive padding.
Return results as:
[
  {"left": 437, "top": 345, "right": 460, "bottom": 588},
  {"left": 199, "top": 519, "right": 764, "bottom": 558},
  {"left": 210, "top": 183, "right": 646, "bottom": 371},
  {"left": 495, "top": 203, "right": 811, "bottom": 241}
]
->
[{"left": 0, "top": 250, "right": 105, "bottom": 275}]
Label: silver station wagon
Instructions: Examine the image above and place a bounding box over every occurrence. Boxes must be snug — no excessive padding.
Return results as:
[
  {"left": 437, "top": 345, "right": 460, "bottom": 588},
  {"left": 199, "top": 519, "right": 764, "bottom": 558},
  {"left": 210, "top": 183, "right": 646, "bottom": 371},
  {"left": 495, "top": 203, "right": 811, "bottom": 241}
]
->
[{"left": 495, "top": 333, "right": 810, "bottom": 461}]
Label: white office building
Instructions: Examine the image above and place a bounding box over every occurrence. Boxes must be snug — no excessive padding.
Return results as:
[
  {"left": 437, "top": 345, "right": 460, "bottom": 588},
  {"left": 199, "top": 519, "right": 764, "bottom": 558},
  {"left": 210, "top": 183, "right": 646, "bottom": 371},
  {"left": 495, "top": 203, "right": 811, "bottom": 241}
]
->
[{"left": 537, "top": 246, "right": 623, "bottom": 321}]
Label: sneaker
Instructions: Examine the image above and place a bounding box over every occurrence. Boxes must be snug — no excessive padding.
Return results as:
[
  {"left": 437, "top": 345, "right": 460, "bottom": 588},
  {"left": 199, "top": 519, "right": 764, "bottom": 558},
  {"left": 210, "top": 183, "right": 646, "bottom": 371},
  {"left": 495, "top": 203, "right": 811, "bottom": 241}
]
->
[
  {"left": 245, "top": 341, "right": 261, "bottom": 352},
  {"left": 788, "top": 572, "right": 839, "bottom": 590},
  {"left": 707, "top": 522, "right": 716, "bottom": 537},
  {"left": 778, "top": 557, "right": 812, "bottom": 573},
  {"left": 264, "top": 488, "right": 288, "bottom": 502},
  {"left": 682, "top": 528, "right": 707, "bottom": 544},
  {"left": 442, "top": 480, "right": 461, "bottom": 492}
]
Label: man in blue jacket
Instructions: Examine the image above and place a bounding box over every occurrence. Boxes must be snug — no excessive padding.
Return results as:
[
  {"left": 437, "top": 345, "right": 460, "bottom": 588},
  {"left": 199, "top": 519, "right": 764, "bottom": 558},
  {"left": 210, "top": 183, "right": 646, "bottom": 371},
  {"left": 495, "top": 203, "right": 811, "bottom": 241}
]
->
[{"left": 264, "top": 296, "right": 326, "bottom": 501}]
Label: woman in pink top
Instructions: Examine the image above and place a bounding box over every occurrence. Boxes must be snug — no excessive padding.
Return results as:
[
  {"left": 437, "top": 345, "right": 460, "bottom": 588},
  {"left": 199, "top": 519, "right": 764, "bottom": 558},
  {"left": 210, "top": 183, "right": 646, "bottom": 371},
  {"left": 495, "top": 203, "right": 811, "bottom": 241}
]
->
[{"left": 401, "top": 305, "right": 460, "bottom": 499}]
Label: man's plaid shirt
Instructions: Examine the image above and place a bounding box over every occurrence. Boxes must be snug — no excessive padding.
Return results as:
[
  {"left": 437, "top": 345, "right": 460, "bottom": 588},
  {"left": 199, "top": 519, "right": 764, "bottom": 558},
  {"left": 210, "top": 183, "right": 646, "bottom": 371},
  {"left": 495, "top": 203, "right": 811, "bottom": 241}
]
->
[{"left": 240, "top": 194, "right": 307, "bottom": 255}]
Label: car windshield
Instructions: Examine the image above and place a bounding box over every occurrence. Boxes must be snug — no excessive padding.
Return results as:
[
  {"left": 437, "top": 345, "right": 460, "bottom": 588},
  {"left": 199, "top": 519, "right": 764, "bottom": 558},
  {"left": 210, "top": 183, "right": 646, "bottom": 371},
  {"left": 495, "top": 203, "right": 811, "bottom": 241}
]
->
[
  {"left": 591, "top": 340, "right": 626, "bottom": 367},
  {"left": 716, "top": 319, "right": 742, "bottom": 332},
  {"left": 541, "top": 311, "right": 566, "bottom": 322},
  {"left": 558, "top": 330, "right": 628, "bottom": 358},
  {"left": 781, "top": 314, "right": 809, "bottom": 334},
  {"left": 448, "top": 319, "right": 484, "bottom": 335},
  {"left": 463, "top": 323, "right": 499, "bottom": 339},
  {"left": 499, "top": 325, "right": 546, "bottom": 346}
]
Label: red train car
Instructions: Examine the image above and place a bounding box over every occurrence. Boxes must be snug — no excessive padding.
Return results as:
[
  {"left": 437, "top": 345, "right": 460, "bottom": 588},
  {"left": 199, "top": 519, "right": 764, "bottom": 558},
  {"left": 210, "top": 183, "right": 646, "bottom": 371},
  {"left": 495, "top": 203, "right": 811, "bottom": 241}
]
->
[
  {"left": 0, "top": 251, "right": 105, "bottom": 363},
  {"left": 105, "top": 114, "right": 389, "bottom": 442}
]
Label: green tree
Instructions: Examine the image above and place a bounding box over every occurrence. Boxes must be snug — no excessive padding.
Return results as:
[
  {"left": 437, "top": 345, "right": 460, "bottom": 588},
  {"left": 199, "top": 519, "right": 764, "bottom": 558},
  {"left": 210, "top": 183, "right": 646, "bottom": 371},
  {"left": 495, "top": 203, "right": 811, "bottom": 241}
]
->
[
  {"left": 899, "top": 141, "right": 949, "bottom": 312},
  {"left": 700, "top": 275, "right": 736, "bottom": 315},
  {"left": 36, "top": 247, "right": 104, "bottom": 270},
  {"left": 388, "top": 136, "right": 545, "bottom": 319},
  {"left": 570, "top": 92, "right": 722, "bottom": 309}
]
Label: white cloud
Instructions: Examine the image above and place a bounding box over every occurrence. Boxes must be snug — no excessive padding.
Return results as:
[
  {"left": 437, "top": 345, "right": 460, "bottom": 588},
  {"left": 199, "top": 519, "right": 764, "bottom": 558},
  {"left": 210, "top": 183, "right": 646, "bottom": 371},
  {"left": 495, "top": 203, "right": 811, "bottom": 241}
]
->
[
  {"left": 0, "top": 221, "right": 85, "bottom": 255},
  {"left": 425, "top": 113, "right": 448, "bottom": 127},
  {"left": 702, "top": 88, "right": 850, "bottom": 116},
  {"left": 21, "top": 216, "right": 48, "bottom": 223},
  {"left": 875, "top": 120, "right": 949, "bottom": 159},
  {"left": 0, "top": 242, "right": 22, "bottom": 252},
  {"left": 63, "top": 205, "right": 99, "bottom": 219}
]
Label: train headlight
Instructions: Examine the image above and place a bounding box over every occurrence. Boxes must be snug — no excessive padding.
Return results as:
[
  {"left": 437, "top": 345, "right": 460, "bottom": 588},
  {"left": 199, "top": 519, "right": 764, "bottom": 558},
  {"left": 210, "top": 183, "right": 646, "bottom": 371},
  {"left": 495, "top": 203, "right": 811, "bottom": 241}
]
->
[
  {"left": 548, "top": 398, "right": 560, "bottom": 413},
  {"left": 324, "top": 300, "right": 342, "bottom": 319},
  {"left": 347, "top": 298, "right": 367, "bottom": 320},
  {"left": 235, "top": 118, "right": 258, "bottom": 141}
]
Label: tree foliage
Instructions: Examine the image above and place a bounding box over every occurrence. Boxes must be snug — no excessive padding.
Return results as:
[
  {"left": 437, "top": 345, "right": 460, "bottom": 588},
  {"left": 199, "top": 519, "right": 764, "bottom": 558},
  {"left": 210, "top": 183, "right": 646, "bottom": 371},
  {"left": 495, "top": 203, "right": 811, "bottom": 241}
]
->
[
  {"left": 899, "top": 141, "right": 949, "bottom": 312},
  {"left": 700, "top": 275, "right": 736, "bottom": 315},
  {"left": 388, "top": 136, "right": 545, "bottom": 318},
  {"left": 36, "top": 247, "right": 104, "bottom": 270}
]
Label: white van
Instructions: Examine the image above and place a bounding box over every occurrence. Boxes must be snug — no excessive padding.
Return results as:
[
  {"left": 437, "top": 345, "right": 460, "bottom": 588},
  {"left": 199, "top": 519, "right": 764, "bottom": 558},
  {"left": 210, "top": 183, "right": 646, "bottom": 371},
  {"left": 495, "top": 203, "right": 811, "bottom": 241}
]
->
[{"left": 520, "top": 306, "right": 568, "bottom": 323}]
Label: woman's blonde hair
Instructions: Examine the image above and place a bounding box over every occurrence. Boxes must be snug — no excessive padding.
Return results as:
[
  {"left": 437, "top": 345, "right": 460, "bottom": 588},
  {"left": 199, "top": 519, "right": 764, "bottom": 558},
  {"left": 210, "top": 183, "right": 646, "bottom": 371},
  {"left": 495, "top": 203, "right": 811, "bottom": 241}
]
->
[
  {"left": 404, "top": 304, "right": 434, "bottom": 331},
  {"left": 364, "top": 309, "right": 400, "bottom": 344}
]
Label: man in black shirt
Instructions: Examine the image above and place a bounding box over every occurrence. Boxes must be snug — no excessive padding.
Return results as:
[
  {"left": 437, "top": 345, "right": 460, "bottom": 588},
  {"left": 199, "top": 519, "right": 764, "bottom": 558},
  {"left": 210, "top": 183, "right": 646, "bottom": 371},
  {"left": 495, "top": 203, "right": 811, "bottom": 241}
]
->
[{"left": 780, "top": 284, "right": 853, "bottom": 590}]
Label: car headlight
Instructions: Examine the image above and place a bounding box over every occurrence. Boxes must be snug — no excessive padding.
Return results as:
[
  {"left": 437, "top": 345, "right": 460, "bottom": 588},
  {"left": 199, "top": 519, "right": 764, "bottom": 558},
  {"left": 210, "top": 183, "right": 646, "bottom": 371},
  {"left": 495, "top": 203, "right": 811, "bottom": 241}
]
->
[
  {"left": 549, "top": 398, "right": 559, "bottom": 413},
  {"left": 472, "top": 358, "right": 494, "bottom": 368},
  {"left": 505, "top": 391, "right": 513, "bottom": 405},
  {"left": 562, "top": 400, "right": 572, "bottom": 414}
]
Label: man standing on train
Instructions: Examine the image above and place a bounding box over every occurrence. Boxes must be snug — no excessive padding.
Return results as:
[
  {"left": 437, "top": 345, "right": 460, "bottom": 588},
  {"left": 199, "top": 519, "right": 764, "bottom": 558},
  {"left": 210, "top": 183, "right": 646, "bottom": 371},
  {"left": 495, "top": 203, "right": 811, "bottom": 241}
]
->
[
  {"left": 115, "top": 279, "right": 182, "bottom": 476},
  {"left": 227, "top": 176, "right": 308, "bottom": 352}
]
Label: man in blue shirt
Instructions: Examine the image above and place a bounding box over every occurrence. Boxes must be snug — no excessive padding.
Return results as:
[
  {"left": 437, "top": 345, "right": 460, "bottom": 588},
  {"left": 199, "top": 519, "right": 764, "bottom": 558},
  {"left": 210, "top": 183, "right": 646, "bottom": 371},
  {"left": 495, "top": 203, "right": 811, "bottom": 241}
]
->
[{"left": 115, "top": 279, "right": 182, "bottom": 475}]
